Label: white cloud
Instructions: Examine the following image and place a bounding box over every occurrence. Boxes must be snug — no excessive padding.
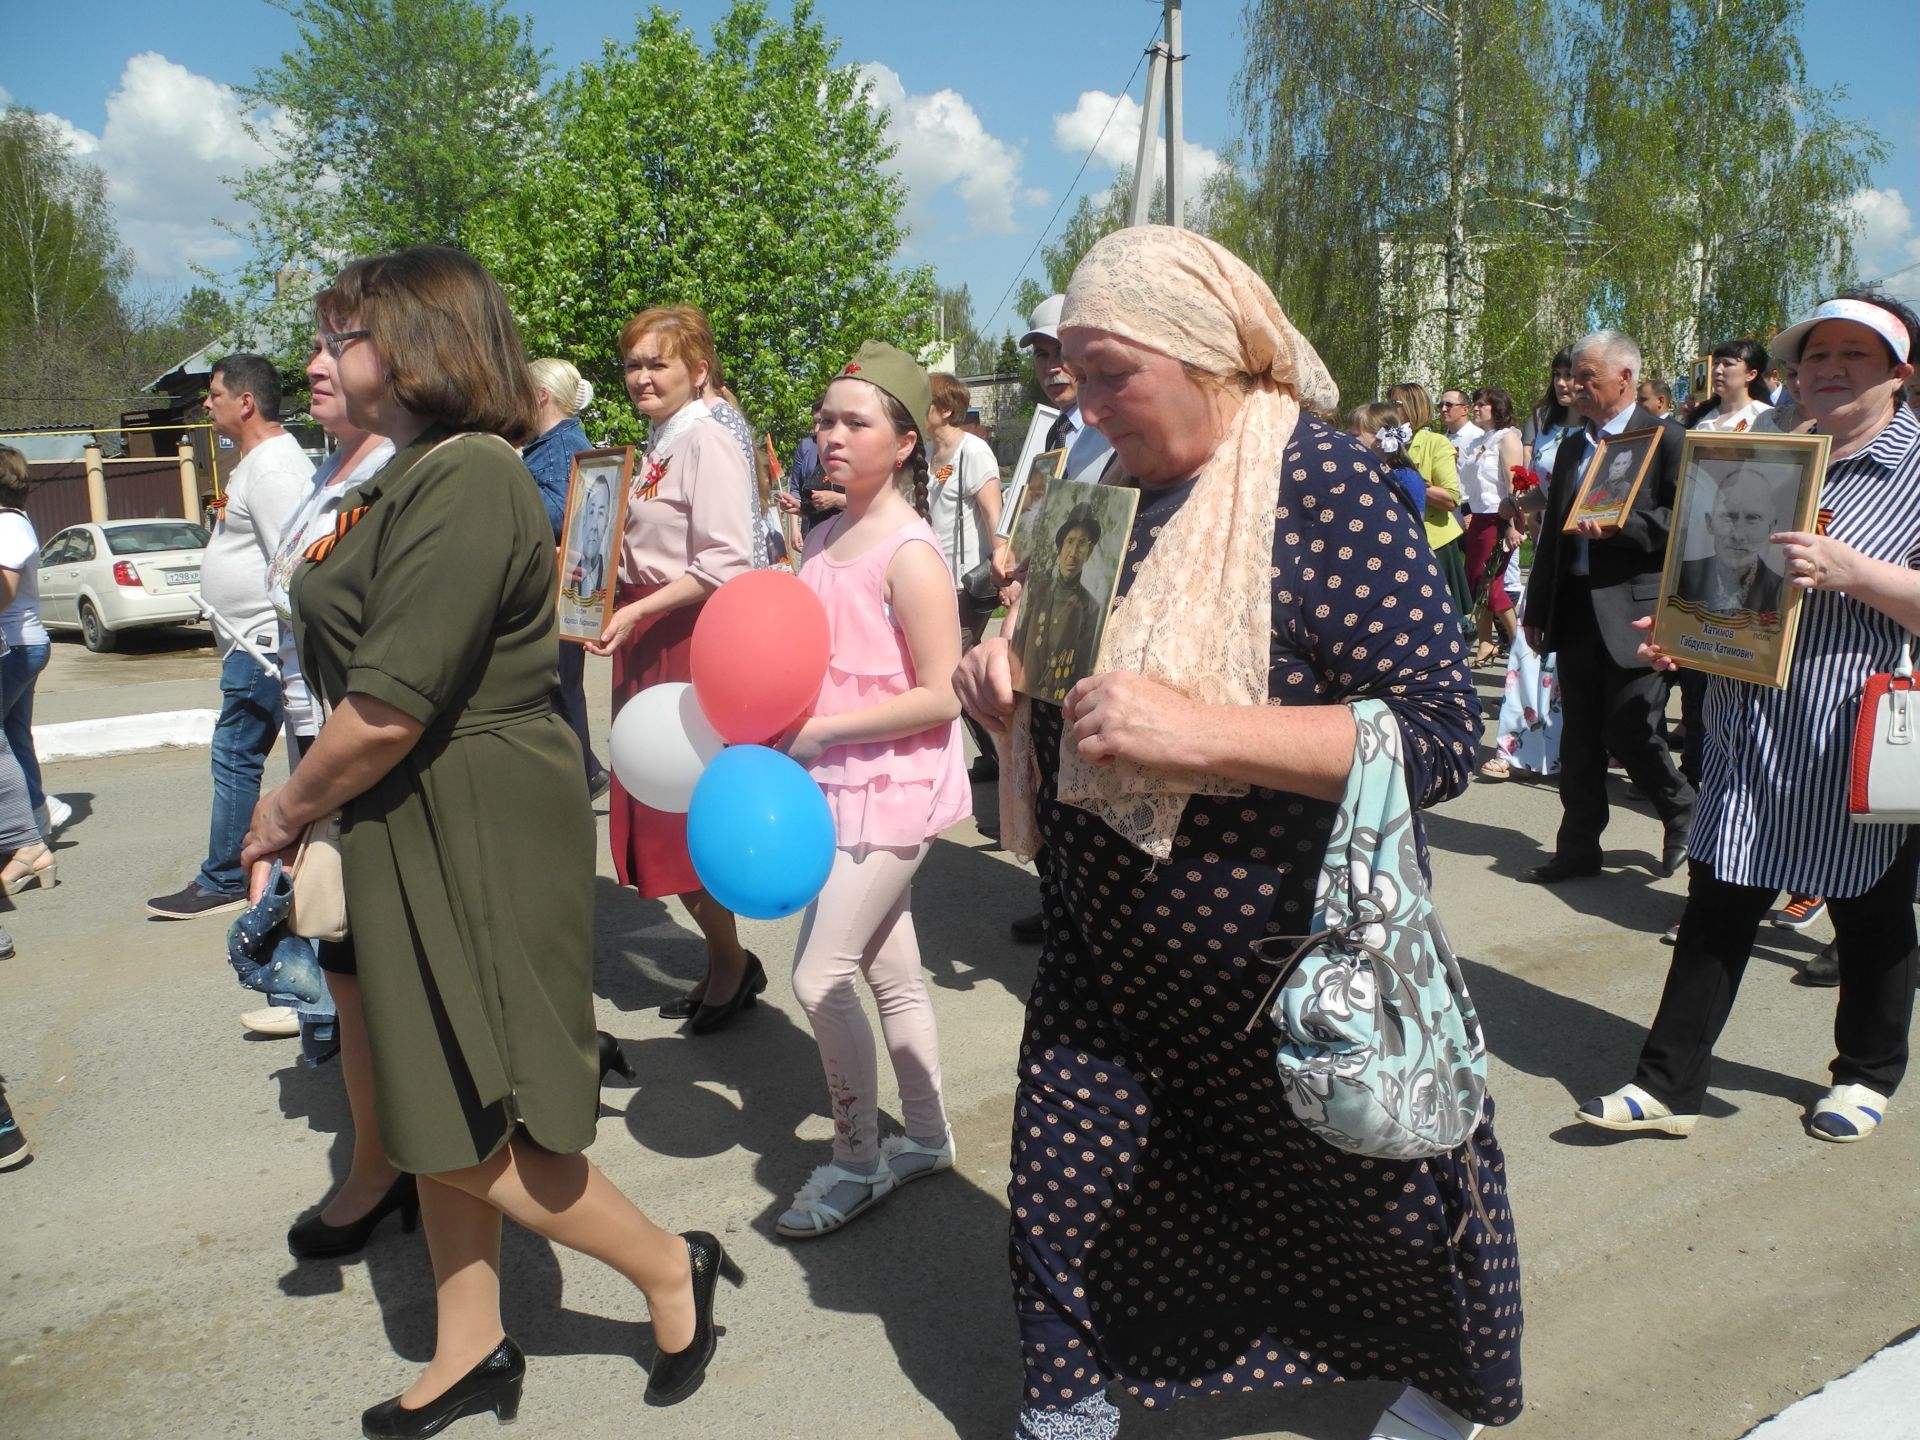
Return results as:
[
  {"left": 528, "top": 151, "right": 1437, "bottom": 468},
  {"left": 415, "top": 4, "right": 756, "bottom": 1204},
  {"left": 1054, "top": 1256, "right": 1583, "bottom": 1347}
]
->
[
  {"left": 1052, "top": 89, "right": 1223, "bottom": 191},
  {"left": 855, "top": 62, "right": 1044, "bottom": 237},
  {"left": 1849, "top": 186, "right": 1920, "bottom": 283},
  {"left": 27, "top": 54, "right": 279, "bottom": 281}
]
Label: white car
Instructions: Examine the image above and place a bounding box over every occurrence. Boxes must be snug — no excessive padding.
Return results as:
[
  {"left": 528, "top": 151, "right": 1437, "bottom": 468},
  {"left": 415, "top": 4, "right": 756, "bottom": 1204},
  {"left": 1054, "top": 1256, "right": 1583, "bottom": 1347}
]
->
[{"left": 38, "top": 519, "right": 209, "bottom": 652}]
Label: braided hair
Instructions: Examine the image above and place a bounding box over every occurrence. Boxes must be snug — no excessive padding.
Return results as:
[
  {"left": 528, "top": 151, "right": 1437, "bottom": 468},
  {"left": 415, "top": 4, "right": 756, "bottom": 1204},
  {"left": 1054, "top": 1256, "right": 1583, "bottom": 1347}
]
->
[{"left": 875, "top": 389, "right": 931, "bottom": 518}]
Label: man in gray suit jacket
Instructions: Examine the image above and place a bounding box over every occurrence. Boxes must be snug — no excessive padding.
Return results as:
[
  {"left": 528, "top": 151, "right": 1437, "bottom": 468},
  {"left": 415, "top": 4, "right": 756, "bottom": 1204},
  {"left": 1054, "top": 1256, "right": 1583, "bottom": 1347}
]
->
[{"left": 1521, "top": 329, "right": 1696, "bottom": 882}]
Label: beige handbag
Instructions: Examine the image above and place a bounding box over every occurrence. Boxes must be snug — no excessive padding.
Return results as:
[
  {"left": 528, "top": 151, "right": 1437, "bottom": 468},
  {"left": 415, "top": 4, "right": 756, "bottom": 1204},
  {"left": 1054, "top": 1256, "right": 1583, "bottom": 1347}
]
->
[{"left": 287, "top": 809, "right": 348, "bottom": 941}]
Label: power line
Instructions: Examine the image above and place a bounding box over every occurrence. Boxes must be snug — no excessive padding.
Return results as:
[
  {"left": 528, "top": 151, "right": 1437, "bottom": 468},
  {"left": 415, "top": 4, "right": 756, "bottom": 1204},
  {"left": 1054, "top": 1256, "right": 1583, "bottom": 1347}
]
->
[{"left": 978, "top": 16, "right": 1165, "bottom": 338}]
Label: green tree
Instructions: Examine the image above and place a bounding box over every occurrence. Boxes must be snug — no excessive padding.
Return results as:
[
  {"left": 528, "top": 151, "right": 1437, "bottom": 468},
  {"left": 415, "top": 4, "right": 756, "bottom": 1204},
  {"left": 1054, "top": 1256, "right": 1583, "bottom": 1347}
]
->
[
  {"left": 1230, "top": 0, "right": 1568, "bottom": 402},
  {"left": 225, "top": 0, "right": 548, "bottom": 355},
  {"left": 0, "top": 107, "right": 140, "bottom": 427},
  {"left": 937, "top": 283, "right": 1011, "bottom": 376},
  {"left": 1571, "top": 0, "right": 1883, "bottom": 384},
  {"left": 0, "top": 107, "right": 130, "bottom": 345},
  {"left": 468, "top": 0, "right": 933, "bottom": 449}
]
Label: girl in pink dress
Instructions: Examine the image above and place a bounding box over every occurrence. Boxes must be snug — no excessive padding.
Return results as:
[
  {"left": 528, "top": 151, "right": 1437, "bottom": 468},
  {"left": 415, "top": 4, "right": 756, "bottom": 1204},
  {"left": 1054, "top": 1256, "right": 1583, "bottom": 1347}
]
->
[{"left": 774, "top": 342, "right": 970, "bottom": 1239}]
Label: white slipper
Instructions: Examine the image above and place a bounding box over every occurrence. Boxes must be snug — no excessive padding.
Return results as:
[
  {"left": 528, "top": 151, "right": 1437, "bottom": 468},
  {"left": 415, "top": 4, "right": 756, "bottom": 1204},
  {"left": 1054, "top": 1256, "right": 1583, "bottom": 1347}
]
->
[
  {"left": 775, "top": 1160, "right": 897, "bottom": 1239},
  {"left": 1371, "top": 1386, "right": 1483, "bottom": 1439},
  {"left": 1810, "top": 1082, "right": 1888, "bottom": 1143},
  {"left": 1575, "top": 1082, "right": 1695, "bottom": 1136},
  {"left": 880, "top": 1129, "right": 954, "bottom": 1187}
]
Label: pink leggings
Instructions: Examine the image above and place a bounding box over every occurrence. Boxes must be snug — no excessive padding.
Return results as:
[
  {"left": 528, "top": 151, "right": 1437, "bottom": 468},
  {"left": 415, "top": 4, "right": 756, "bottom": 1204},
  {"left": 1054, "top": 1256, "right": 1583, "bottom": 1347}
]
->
[{"left": 790, "top": 843, "right": 948, "bottom": 1166}]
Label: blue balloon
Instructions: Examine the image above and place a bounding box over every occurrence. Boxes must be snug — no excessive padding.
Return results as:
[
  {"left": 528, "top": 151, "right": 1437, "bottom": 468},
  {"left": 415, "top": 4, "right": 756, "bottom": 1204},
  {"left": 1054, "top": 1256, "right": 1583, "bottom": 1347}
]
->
[{"left": 685, "top": 744, "right": 835, "bottom": 920}]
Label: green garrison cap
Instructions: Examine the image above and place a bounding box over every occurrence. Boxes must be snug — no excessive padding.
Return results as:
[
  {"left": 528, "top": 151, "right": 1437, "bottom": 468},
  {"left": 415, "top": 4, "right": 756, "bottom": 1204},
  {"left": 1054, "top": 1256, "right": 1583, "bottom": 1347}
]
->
[{"left": 835, "top": 340, "right": 933, "bottom": 431}]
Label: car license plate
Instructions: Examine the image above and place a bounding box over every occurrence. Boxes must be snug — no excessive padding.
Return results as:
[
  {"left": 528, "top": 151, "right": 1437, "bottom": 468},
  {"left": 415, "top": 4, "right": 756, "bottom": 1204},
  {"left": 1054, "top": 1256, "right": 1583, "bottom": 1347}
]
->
[{"left": 166, "top": 570, "right": 199, "bottom": 586}]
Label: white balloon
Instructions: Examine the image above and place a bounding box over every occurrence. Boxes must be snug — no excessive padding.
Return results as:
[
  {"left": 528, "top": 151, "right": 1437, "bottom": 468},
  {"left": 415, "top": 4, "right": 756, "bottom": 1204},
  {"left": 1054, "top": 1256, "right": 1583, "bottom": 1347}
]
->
[{"left": 609, "top": 682, "right": 726, "bottom": 813}]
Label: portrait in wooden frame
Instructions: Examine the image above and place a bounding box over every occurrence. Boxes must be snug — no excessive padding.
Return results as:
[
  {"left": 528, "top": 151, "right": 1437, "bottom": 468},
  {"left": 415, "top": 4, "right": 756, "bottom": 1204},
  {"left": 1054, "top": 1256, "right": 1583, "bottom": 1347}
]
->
[
  {"left": 555, "top": 446, "right": 632, "bottom": 644},
  {"left": 1652, "top": 430, "right": 1830, "bottom": 688},
  {"left": 1562, "top": 426, "right": 1662, "bottom": 533}
]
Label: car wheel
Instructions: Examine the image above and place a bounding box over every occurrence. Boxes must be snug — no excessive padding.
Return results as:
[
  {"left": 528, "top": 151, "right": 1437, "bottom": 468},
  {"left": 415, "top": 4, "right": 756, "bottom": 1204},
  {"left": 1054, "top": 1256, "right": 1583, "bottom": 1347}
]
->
[{"left": 78, "top": 599, "right": 118, "bottom": 653}]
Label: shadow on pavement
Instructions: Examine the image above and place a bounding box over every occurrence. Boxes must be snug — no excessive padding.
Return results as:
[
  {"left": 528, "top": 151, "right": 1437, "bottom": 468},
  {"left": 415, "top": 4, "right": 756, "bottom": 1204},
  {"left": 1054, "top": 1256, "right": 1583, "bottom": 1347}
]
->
[{"left": 1460, "top": 956, "right": 1830, "bottom": 1124}]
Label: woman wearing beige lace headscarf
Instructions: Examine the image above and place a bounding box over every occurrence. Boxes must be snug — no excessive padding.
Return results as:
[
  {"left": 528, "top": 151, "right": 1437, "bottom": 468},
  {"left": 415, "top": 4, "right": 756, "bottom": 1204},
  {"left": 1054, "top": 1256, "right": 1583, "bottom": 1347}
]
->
[{"left": 956, "top": 228, "right": 1519, "bottom": 1440}]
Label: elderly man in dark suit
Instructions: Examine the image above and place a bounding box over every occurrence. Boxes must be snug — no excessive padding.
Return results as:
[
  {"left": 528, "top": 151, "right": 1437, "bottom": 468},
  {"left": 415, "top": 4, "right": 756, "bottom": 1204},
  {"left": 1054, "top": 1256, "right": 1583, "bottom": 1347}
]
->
[{"left": 1522, "top": 329, "right": 1696, "bottom": 882}]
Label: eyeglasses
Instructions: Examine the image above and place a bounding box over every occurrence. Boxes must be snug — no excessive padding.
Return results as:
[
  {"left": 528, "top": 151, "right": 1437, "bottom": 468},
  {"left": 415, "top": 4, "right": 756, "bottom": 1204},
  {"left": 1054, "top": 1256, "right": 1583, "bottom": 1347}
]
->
[
  {"left": 1440, "top": 399, "right": 1467, "bottom": 409},
  {"left": 318, "top": 328, "right": 370, "bottom": 358}
]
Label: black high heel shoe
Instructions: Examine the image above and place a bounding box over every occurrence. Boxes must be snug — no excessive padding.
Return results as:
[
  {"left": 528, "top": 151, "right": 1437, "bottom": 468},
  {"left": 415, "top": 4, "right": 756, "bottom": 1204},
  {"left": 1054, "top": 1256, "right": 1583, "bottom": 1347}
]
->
[
  {"left": 597, "top": 1030, "right": 636, "bottom": 1083},
  {"left": 361, "top": 1336, "right": 525, "bottom": 1437},
  {"left": 288, "top": 1173, "right": 420, "bottom": 1259},
  {"left": 644, "top": 1231, "right": 744, "bottom": 1406},
  {"left": 686, "top": 953, "right": 768, "bottom": 1036}
]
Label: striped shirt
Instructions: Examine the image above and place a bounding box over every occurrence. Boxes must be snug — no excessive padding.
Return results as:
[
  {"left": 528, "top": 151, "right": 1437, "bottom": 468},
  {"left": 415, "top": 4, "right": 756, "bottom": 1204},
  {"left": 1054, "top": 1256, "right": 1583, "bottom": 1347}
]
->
[{"left": 1691, "top": 404, "right": 1920, "bottom": 896}]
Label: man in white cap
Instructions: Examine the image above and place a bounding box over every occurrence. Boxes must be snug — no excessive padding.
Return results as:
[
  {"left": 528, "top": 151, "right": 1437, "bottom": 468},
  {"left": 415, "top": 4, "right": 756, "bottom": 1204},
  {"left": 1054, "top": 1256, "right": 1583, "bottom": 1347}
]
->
[{"left": 1023, "top": 294, "right": 1113, "bottom": 483}]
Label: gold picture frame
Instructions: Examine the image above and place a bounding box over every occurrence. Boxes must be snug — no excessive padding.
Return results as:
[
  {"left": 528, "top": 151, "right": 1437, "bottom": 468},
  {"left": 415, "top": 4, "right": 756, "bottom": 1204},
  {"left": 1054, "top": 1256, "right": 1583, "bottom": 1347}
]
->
[
  {"left": 1652, "top": 431, "right": 1831, "bottom": 688},
  {"left": 555, "top": 446, "right": 632, "bottom": 644},
  {"left": 1562, "top": 426, "right": 1662, "bottom": 533}
]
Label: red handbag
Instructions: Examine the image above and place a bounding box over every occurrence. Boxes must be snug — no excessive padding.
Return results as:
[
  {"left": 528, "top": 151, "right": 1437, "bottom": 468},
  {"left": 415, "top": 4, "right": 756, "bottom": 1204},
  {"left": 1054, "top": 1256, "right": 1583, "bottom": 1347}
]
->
[{"left": 1848, "top": 641, "right": 1920, "bottom": 823}]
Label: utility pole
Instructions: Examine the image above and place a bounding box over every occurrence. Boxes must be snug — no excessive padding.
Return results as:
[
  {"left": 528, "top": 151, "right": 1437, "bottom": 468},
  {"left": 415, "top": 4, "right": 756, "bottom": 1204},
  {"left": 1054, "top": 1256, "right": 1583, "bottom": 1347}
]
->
[{"left": 1127, "top": 0, "right": 1185, "bottom": 228}]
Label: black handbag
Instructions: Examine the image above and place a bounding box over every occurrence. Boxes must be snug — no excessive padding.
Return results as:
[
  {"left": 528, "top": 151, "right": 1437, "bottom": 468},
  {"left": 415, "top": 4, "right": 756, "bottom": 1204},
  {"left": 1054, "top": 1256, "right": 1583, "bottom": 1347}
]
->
[{"left": 947, "top": 446, "right": 1000, "bottom": 602}]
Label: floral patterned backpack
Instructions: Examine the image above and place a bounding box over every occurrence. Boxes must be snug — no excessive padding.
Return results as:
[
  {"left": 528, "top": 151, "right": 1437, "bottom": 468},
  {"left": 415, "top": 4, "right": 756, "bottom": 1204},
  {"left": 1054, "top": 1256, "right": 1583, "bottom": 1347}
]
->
[{"left": 1249, "top": 699, "right": 1489, "bottom": 1162}]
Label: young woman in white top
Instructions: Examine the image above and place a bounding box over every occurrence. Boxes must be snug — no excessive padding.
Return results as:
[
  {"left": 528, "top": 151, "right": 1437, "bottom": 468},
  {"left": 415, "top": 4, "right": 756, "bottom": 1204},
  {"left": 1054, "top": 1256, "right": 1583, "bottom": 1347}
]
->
[
  {"left": 1463, "top": 387, "right": 1525, "bottom": 666},
  {"left": 1686, "top": 338, "right": 1774, "bottom": 432},
  {"left": 924, "top": 373, "right": 1007, "bottom": 778}
]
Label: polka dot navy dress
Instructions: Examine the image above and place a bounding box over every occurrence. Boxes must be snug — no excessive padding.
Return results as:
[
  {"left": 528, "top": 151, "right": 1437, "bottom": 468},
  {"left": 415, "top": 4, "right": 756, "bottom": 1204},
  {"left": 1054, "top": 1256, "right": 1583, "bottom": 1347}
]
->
[{"left": 1010, "top": 419, "right": 1522, "bottom": 1434}]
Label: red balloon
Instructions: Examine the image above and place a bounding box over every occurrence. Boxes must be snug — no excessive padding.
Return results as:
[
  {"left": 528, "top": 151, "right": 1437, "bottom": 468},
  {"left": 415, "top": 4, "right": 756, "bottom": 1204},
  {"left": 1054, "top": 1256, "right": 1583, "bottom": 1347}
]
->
[{"left": 689, "top": 569, "right": 830, "bottom": 744}]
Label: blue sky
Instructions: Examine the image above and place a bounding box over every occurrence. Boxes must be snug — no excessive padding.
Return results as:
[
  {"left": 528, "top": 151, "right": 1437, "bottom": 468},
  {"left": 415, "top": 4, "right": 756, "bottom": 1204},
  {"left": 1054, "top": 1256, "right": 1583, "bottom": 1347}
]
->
[{"left": 6, "top": 0, "right": 1918, "bottom": 336}]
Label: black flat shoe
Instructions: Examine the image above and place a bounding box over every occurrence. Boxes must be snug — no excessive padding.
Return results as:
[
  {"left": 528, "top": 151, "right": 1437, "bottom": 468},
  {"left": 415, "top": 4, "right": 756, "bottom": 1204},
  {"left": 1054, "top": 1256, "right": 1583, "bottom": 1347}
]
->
[
  {"left": 598, "top": 1030, "right": 635, "bottom": 1083},
  {"left": 1521, "top": 856, "right": 1603, "bottom": 885},
  {"left": 362, "top": 1337, "right": 525, "bottom": 1437},
  {"left": 658, "top": 993, "right": 699, "bottom": 1021},
  {"left": 644, "top": 1231, "right": 744, "bottom": 1406},
  {"left": 289, "top": 1174, "right": 420, "bottom": 1259},
  {"left": 687, "top": 954, "right": 768, "bottom": 1036}
]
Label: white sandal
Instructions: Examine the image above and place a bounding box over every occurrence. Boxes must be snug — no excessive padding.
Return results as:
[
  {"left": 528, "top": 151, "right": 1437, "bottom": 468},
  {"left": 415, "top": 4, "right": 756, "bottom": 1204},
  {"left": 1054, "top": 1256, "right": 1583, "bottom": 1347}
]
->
[
  {"left": 1810, "top": 1082, "right": 1888, "bottom": 1143},
  {"left": 880, "top": 1129, "right": 955, "bottom": 1187},
  {"left": 774, "top": 1160, "right": 898, "bottom": 1239},
  {"left": 1574, "top": 1082, "right": 1696, "bottom": 1136}
]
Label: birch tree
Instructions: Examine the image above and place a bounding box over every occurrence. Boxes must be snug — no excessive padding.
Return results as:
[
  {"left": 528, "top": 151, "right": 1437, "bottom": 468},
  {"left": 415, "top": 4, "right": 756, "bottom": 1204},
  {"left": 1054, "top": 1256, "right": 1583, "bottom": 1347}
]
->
[
  {"left": 1570, "top": 0, "right": 1882, "bottom": 383},
  {"left": 1229, "top": 0, "right": 1569, "bottom": 400}
]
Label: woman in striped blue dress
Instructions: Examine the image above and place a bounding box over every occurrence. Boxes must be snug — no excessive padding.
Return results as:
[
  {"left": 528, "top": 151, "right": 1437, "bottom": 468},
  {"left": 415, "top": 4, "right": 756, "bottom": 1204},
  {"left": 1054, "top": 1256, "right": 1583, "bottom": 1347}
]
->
[{"left": 1579, "top": 292, "right": 1920, "bottom": 1144}]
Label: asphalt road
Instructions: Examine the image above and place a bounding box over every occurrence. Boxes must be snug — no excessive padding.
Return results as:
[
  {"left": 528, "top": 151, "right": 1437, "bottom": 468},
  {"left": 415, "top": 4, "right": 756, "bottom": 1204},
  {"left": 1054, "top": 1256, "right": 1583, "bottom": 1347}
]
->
[{"left": 3, "top": 638, "right": 1915, "bottom": 1439}]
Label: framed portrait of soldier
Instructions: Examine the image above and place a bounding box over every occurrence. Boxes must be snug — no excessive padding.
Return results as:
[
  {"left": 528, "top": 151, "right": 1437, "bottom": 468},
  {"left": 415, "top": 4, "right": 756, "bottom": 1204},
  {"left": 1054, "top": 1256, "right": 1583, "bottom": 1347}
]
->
[
  {"left": 1652, "top": 431, "right": 1830, "bottom": 687},
  {"left": 555, "top": 446, "right": 633, "bottom": 644},
  {"left": 1007, "top": 481, "right": 1140, "bottom": 705},
  {"left": 1562, "top": 426, "right": 1662, "bottom": 533}
]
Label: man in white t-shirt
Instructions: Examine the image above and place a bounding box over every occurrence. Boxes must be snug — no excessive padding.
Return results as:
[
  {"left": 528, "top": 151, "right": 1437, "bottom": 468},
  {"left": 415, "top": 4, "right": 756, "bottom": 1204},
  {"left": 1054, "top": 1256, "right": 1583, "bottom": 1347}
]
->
[
  {"left": 1439, "top": 388, "right": 1484, "bottom": 460},
  {"left": 148, "top": 354, "right": 313, "bottom": 919}
]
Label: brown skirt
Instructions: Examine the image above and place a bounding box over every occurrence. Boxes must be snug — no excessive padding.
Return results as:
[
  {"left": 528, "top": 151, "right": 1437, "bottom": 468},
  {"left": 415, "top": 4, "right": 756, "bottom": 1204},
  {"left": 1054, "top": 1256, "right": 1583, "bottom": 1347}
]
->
[{"left": 609, "top": 584, "right": 704, "bottom": 898}]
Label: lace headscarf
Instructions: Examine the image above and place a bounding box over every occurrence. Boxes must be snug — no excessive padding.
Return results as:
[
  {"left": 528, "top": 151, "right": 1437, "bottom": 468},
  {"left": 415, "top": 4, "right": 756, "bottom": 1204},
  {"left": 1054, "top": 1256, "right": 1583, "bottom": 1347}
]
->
[{"left": 1002, "top": 225, "right": 1338, "bottom": 863}]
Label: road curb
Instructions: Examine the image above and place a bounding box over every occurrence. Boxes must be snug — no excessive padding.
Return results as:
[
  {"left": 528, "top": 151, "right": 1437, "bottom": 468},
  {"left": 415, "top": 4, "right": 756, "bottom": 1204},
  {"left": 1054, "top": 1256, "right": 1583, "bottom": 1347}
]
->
[{"left": 35, "top": 709, "right": 218, "bottom": 761}]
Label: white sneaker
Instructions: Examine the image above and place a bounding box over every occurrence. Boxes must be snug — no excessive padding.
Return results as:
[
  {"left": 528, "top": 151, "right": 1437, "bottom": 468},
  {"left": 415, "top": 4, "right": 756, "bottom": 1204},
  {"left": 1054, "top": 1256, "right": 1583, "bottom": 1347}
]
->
[
  {"left": 1372, "top": 1386, "right": 1484, "bottom": 1439},
  {"left": 34, "top": 796, "right": 71, "bottom": 840},
  {"left": 241, "top": 1006, "right": 300, "bottom": 1037}
]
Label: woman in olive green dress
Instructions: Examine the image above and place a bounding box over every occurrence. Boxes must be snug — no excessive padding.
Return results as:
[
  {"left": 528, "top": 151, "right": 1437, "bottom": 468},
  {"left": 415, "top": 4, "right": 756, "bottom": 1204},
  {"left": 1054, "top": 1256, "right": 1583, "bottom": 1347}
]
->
[{"left": 241, "top": 246, "right": 739, "bottom": 1436}]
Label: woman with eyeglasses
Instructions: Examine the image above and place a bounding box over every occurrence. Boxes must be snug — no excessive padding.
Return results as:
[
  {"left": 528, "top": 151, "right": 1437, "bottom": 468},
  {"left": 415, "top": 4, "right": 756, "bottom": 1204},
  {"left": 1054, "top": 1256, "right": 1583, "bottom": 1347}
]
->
[
  {"left": 242, "top": 247, "right": 739, "bottom": 1434},
  {"left": 586, "top": 304, "right": 761, "bottom": 1034}
]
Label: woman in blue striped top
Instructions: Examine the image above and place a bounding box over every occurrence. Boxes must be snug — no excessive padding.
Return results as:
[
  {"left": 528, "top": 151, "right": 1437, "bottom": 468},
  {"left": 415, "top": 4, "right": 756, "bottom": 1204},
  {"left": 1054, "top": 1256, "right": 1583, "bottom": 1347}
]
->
[{"left": 1579, "top": 291, "right": 1920, "bottom": 1145}]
